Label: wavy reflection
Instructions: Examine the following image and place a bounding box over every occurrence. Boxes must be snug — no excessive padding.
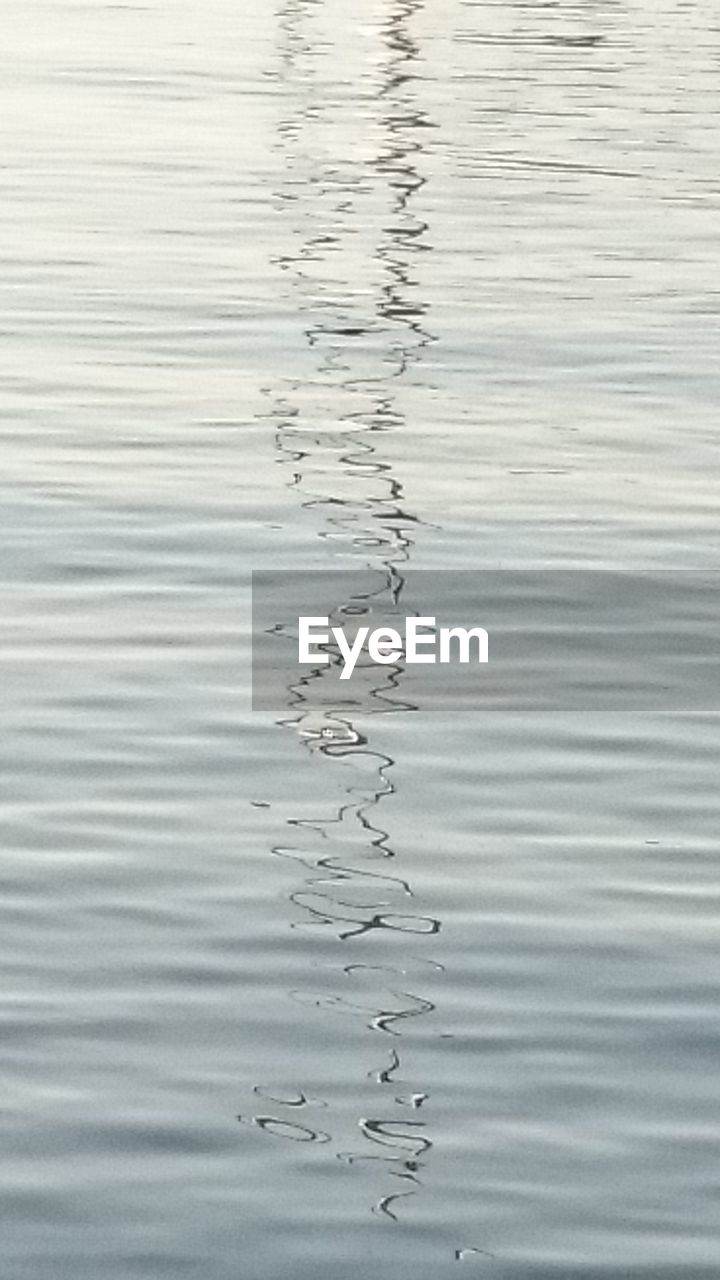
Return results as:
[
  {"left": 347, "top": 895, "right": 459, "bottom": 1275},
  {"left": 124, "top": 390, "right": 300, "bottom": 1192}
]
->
[{"left": 247, "top": 0, "right": 440, "bottom": 1223}]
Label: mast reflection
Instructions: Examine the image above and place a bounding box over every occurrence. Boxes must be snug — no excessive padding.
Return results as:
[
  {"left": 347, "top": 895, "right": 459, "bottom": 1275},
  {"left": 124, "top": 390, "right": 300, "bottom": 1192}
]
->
[{"left": 247, "top": 0, "right": 440, "bottom": 1222}]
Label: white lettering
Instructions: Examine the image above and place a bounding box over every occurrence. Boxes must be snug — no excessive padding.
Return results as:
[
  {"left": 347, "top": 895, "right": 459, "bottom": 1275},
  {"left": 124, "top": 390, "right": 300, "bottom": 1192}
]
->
[
  {"left": 336, "top": 626, "right": 369, "bottom": 679},
  {"left": 439, "top": 626, "right": 489, "bottom": 664},
  {"left": 367, "top": 627, "right": 403, "bottom": 665},
  {"left": 297, "top": 615, "right": 490, "bottom": 678},
  {"left": 298, "top": 616, "right": 330, "bottom": 665},
  {"left": 405, "top": 616, "right": 437, "bottom": 664}
]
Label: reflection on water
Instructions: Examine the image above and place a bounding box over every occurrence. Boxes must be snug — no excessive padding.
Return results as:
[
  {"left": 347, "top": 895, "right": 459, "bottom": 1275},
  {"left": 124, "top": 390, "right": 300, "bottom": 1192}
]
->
[
  {"left": 243, "top": 0, "right": 444, "bottom": 1225},
  {"left": 4, "top": 0, "right": 720, "bottom": 1275}
]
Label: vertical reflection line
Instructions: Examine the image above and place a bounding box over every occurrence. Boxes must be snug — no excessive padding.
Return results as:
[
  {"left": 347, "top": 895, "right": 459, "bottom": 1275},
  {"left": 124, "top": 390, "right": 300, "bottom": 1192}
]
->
[{"left": 253, "top": 0, "right": 441, "bottom": 1222}]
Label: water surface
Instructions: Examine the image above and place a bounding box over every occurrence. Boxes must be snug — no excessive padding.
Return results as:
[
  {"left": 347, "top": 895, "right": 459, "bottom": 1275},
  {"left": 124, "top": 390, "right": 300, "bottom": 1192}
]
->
[{"left": 2, "top": 1, "right": 720, "bottom": 1276}]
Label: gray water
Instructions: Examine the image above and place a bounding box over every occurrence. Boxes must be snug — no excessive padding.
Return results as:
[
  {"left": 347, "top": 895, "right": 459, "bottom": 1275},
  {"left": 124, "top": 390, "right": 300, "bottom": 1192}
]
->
[{"left": 2, "top": 1, "right": 720, "bottom": 1276}]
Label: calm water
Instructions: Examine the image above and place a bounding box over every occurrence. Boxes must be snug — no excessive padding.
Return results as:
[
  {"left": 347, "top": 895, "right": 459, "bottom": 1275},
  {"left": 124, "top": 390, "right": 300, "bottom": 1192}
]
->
[{"left": 2, "top": 1, "right": 720, "bottom": 1276}]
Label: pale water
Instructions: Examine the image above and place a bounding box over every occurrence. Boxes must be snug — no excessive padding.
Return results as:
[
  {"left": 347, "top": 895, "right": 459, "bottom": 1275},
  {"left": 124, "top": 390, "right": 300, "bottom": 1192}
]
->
[{"left": 2, "top": 1, "right": 720, "bottom": 1276}]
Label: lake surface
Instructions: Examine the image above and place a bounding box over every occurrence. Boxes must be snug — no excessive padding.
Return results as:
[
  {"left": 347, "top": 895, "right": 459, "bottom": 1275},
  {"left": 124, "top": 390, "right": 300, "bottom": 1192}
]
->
[{"left": 2, "top": 1, "right": 720, "bottom": 1276}]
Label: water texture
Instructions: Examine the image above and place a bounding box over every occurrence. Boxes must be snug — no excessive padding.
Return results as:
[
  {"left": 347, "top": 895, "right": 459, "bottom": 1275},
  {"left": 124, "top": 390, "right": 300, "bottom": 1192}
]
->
[{"left": 2, "top": 1, "right": 720, "bottom": 1277}]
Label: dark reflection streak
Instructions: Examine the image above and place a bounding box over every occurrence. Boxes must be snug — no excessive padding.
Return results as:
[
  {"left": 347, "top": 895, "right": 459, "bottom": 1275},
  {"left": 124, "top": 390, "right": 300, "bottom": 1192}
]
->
[
  {"left": 374, "top": 1190, "right": 417, "bottom": 1221},
  {"left": 360, "top": 1118, "right": 432, "bottom": 1157},
  {"left": 289, "top": 987, "right": 436, "bottom": 1036},
  {"left": 272, "top": 846, "right": 414, "bottom": 896},
  {"left": 337, "top": 1152, "right": 420, "bottom": 1178},
  {"left": 253, "top": 0, "right": 440, "bottom": 1222}
]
